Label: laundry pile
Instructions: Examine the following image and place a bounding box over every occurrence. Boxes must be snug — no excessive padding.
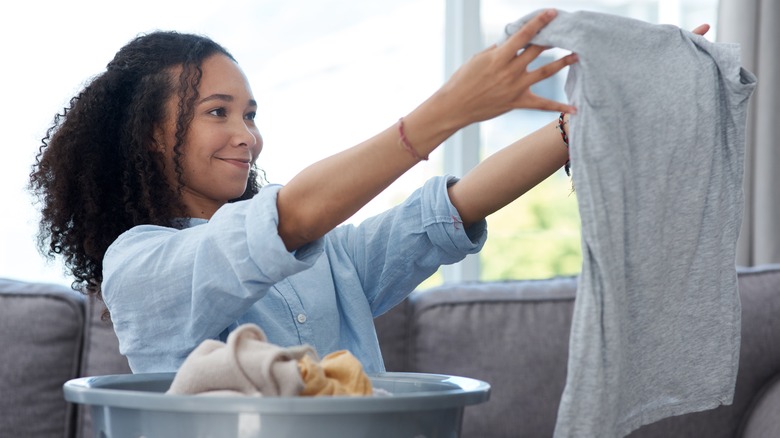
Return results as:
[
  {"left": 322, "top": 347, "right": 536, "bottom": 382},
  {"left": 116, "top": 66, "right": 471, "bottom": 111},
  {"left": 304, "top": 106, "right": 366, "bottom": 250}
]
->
[{"left": 166, "top": 323, "right": 374, "bottom": 397}]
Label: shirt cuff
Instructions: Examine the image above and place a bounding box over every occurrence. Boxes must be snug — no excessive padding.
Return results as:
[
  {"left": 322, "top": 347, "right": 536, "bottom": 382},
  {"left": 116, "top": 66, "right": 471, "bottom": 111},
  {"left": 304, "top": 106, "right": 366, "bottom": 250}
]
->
[
  {"left": 420, "top": 176, "right": 487, "bottom": 261},
  {"left": 213, "top": 184, "right": 325, "bottom": 284}
]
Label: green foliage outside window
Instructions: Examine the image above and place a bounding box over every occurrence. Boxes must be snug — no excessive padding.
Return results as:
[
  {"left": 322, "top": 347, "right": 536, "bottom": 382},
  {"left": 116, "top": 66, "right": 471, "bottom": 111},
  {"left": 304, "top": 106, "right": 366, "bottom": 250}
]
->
[
  {"left": 480, "top": 172, "right": 581, "bottom": 281},
  {"left": 419, "top": 171, "right": 581, "bottom": 290}
]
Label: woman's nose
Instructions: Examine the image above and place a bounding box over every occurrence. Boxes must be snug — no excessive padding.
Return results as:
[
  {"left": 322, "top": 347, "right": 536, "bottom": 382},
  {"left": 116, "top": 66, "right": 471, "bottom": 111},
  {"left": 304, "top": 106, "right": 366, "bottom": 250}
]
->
[{"left": 232, "top": 118, "right": 258, "bottom": 148}]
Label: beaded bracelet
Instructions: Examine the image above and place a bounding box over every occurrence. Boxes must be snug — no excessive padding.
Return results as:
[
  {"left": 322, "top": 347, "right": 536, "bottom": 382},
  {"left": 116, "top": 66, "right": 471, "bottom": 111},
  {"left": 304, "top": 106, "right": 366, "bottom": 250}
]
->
[
  {"left": 557, "top": 112, "right": 569, "bottom": 146},
  {"left": 557, "top": 112, "right": 571, "bottom": 176},
  {"left": 398, "top": 117, "right": 428, "bottom": 161}
]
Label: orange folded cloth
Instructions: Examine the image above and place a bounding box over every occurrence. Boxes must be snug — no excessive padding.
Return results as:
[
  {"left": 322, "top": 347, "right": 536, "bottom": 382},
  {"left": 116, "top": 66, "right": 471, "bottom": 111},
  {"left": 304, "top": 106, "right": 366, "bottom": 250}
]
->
[
  {"left": 298, "top": 350, "right": 373, "bottom": 396},
  {"left": 167, "top": 323, "right": 373, "bottom": 397}
]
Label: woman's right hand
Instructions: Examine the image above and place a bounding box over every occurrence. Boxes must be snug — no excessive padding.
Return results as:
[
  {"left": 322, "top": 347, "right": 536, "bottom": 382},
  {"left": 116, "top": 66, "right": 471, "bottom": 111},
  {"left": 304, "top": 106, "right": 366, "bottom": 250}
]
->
[
  {"left": 432, "top": 9, "right": 578, "bottom": 129},
  {"left": 276, "top": 10, "right": 576, "bottom": 251}
]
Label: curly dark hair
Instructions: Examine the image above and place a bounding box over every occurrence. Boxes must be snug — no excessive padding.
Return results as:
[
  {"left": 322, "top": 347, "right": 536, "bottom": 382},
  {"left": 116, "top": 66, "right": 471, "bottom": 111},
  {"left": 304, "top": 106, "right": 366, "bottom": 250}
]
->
[{"left": 29, "top": 31, "right": 262, "bottom": 300}]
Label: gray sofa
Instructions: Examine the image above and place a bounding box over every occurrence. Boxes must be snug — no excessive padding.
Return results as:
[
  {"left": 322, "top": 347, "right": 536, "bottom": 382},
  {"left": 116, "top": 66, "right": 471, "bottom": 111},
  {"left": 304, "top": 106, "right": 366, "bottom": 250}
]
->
[{"left": 1, "top": 265, "right": 779, "bottom": 438}]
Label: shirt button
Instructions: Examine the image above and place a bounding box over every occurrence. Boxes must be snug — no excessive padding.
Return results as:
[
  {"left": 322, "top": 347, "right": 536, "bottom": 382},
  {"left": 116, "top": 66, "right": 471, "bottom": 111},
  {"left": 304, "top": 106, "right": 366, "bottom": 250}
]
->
[{"left": 296, "top": 313, "right": 307, "bottom": 324}]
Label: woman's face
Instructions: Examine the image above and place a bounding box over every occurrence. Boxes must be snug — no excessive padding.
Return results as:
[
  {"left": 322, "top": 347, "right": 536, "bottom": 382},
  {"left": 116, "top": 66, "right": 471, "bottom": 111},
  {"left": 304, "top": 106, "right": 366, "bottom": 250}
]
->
[{"left": 160, "top": 53, "right": 263, "bottom": 219}]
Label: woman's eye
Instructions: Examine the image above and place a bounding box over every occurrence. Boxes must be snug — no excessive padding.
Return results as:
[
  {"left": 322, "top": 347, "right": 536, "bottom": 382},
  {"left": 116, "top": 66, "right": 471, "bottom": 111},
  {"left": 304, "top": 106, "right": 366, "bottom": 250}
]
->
[
  {"left": 208, "top": 108, "right": 227, "bottom": 117},
  {"left": 245, "top": 111, "right": 257, "bottom": 121}
]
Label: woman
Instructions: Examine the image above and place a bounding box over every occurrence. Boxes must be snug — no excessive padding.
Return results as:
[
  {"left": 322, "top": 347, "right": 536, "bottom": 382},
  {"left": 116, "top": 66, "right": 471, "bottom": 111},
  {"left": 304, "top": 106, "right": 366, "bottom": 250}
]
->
[{"left": 29, "top": 10, "right": 668, "bottom": 373}]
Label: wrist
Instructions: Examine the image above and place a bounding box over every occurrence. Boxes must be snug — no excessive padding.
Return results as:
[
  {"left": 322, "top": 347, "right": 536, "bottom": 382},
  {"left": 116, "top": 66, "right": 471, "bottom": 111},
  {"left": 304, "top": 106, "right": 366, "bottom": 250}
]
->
[
  {"left": 397, "top": 117, "right": 428, "bottom": 161},
  {"left": 402, "top": 93, "right": 465, "bottom": 151},
  {"left": 556, "top": 112, "right": 570, "bottom": 147},
  {"left": 556, "top": 112, "right": 571, "bottom": 176}
]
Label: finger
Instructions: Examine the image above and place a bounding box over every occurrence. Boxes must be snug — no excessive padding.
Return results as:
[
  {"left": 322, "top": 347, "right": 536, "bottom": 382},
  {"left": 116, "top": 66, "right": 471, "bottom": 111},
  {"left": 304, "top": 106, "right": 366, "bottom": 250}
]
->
[
  {"left": 500, "top": 9, "right": 558, "bottom": 61},
  {"left": 691, "top": 24, "right": 710, "bottom": 36},
  {"left": 512, "top": 44, "right": 547, "bottom": 68},
  {"left": 523, "top": 52, "right": 579, "bottom": 82},
  {"left": 518, "top": 93, "right": 577, "bottom": 114}
]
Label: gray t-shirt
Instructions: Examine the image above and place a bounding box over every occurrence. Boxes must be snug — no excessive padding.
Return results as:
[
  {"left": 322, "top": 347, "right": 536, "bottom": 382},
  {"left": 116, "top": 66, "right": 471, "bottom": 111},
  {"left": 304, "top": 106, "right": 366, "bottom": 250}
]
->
[{"left": 503, "top": 10, "right": 756, "bottom": 437}]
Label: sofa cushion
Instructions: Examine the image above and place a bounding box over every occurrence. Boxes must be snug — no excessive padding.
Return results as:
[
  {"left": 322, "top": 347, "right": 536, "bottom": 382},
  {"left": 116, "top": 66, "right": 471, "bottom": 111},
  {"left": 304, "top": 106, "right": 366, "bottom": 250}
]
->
[
  {"left": 77, "top": 296, "right": 132, "bottom": 438},
  {"left": 0, "top": 279, "right": 84, "bottom": 438},
  {"left": 377, "top": 265, "right": 780, "bottom": 438},
  {"left": 374, "top": 298, "right": 410, "bottom": 372},
  {"left": 79, "top": 296, "right": 131, "bottom": 377},
  {"left": 740, "top": 374, "right": 780, "bottom": 437},
  {"left": 404, "top": 277, "right": 578, "bottom": 438}
]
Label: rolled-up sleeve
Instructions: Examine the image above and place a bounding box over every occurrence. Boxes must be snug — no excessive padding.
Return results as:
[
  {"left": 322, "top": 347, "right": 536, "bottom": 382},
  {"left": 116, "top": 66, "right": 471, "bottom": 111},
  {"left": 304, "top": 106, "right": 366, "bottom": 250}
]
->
[
  {"left": 327, "top": 175, "right": 487, "bottom": 317},
  {"left": 420, "top": 175, "right": 487, "bottom": 259}
]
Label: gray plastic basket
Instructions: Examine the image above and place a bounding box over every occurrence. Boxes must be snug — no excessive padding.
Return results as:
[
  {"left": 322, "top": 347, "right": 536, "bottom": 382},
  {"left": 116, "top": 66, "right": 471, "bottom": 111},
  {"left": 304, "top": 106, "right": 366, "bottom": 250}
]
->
[{"left": 64, "top": 372, "right": 490, "bottom": 438}]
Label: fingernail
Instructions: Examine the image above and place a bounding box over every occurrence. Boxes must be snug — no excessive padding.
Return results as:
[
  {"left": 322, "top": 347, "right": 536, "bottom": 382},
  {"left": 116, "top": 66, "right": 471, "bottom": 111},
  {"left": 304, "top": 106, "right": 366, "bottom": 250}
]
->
[{"left": 546, "top": 9, "right": 557, "bottom": 18}]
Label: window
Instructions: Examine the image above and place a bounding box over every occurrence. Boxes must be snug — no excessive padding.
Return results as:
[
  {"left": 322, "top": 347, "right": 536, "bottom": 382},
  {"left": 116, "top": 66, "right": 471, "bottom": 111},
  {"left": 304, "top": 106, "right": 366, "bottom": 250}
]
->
[
  {"left": 0, "top": 0, "right": 719, "bottom": 286},
  {"left": 1, "top": 0, "right": 444, "bottom": 285}
]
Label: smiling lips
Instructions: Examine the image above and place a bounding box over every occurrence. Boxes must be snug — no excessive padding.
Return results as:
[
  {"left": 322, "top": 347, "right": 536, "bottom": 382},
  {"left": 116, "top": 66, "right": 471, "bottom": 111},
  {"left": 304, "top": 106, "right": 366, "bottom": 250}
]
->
[{"left": 217, "top": 157, "right": 251, "bottom": 169}]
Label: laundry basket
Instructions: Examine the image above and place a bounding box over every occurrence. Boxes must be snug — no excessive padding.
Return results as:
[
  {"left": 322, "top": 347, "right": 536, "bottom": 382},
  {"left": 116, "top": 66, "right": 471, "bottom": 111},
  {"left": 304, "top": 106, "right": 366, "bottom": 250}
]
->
[{"left": 64, "top": 372, "right": 490, "bottom": 438}]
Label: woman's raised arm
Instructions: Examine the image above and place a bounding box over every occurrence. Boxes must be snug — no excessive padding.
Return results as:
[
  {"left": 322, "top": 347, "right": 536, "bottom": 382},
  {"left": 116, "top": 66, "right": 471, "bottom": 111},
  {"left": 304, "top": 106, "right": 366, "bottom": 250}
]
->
[
  {"left": 276, "top": 9, "right": 578, "bottom": 250},
  {"left": 447, "top": 116, "right": 570, "bottom": 230}
]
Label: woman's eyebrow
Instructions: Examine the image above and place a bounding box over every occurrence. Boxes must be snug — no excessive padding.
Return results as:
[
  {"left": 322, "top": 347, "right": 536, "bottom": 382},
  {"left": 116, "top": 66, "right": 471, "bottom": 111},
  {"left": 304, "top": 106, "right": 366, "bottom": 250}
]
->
[
  {"left": 197, "top": 94, "right": 233, "bottom": 104},
  {"left": 197, "top": 94, "right": 257, "bottom": 107}
]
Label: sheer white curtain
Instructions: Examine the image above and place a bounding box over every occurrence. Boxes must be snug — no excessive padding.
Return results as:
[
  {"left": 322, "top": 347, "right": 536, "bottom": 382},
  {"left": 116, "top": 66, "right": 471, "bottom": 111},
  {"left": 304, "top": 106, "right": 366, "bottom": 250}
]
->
[{"left": 718, "top": 0, "right": 780, "bottom": 266}]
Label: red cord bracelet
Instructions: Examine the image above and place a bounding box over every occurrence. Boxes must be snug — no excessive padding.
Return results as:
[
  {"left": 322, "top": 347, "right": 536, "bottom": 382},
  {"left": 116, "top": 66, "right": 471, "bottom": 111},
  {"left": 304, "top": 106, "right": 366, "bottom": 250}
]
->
[{"left": 398, "top": 117, "right": 428, "bottom": 161}]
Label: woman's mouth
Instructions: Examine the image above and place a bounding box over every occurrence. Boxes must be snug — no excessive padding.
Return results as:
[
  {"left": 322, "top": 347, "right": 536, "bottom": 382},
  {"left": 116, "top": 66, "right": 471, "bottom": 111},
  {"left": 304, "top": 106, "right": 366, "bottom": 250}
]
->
[{"left": 217, "top": 157, "right": 251, "bottom": 169}]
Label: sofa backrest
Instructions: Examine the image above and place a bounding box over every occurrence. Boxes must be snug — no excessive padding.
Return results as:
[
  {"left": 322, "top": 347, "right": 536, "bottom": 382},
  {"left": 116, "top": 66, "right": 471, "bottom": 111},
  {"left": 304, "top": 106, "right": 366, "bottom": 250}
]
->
[
  {"left": 3, "top": 265, "right": 777, "bottom": 438},
  {"left": 375, "top": 265, "right": 780, "bottom": 438},
  {"left": 376, "top": 276, "right": 578, "bottom": 437}
]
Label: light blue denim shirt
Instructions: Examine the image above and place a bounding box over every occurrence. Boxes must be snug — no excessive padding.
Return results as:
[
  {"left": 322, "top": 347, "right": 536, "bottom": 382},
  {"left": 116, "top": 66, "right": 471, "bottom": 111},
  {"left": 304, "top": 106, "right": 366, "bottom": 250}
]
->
[{"left": 102, "top": 176, "right": 486, "bottom": 374}]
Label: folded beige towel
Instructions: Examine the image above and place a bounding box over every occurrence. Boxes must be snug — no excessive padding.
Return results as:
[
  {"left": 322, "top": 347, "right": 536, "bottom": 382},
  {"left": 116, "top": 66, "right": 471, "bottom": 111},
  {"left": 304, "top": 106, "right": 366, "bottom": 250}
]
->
[
  {"left": 167, "top": 323, "right": 314, "bottom": 396},
  {"left": 166, "top": 323, "right": 373, "bottom": 397}
]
